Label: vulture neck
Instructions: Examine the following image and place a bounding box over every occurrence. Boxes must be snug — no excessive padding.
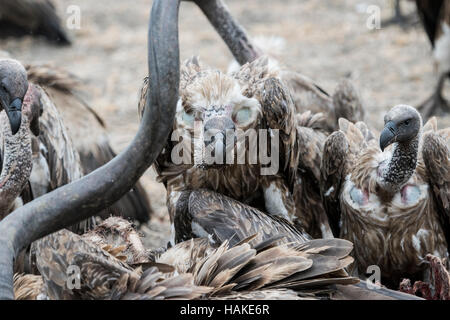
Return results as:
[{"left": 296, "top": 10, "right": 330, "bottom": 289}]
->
[
  {"left": 0, "top": 112, "right": 32, "bottom": 219},
  {"left": 379, "top": 134, "right": 420, "bottom": 194}
]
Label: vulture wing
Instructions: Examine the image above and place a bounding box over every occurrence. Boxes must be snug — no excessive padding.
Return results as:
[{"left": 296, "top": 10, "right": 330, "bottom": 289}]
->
[
  {"left": 30, "top": 87, "right": 93, "bottom": 233},
  {"left": 320, "top": 118, "right": 375, "bottom": 237},
  {"left": 422, "top": 126, "right": 450, "bottom": 254},
  {"left": 175, "top": 189, "right": 311, "bottom": 246},
  {"left": 26, "top": 64, "right": 152, "bottom": 223},
  {"left": 320, "top": 130, "right": 350, "bottom": 237},
  {"left": 34, "top": 229, "right": 211, "bottom": 300},
  {"left": 0, "top": 0, "right": 70, "bottom": 45},
  {"left": 295, "top": 111, "right": 332, "bottom": 238},
  {"left": 259, "top": 76, "right": 298, "bottom": 190}
]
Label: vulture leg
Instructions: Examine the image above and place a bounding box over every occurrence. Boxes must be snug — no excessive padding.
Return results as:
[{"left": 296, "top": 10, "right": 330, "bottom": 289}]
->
[
  {"left": 417, "top": 73, "right": 450, "bottom": 121},
  {"left": 382, "top": 0, "right": 418, "bottom": 28},
  {"left": 0, "top": 0, "right": 180, "bottom": 300}
]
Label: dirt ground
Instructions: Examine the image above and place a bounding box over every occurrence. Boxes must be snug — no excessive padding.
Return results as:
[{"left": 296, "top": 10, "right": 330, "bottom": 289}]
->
[{"left": 1, "top": 0, "right": 449, "bottom": 249}]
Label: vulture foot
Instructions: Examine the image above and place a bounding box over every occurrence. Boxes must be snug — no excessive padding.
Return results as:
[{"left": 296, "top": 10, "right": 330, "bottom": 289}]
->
[
  {"left": 381, "top": 13, "right": 418, "bottom": 29},
  {"left": 399, "top": 255, "right": 450, "bottom": 300}
]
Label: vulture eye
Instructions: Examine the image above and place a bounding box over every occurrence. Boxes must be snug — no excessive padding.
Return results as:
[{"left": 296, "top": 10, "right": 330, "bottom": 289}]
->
[
  {"left": 0, "top": 83, "right": 7, "bottom": 93},
  {"left": 182, "top": 109, "right": 195, "bottom": 125},
  {"left": 404, "top": 119, "right": 410, "bottom": 126},
  {"left": 233, "top": 107, "right": 252, "bottom": 125}
]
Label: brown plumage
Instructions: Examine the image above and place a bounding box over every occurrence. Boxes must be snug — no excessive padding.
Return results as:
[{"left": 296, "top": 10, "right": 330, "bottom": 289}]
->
[
  {"left": 0, "top": 0, "right": 70, "bottom": 45},
  {"left": 415, "top": 0, "right": 450, "bottom": 119},
  {"left": 25, "top": 63, "right": 153, "bottom": 223},
  {"left": 23, "top": 216, "right": 360, "bottom": 300},
  {"left": 13, "top": 273, "right": 45, "bottom": 300},
  {"left": 31, "top": 220, "right": 211, "bottom": 300},
  {"left": 0, "top": 82, "right": 37, "bottom": 219},
  {"left": 139, "top": 56, "right": 335, "bottom": 239},
  {"left": 320, "top": 105, "right": 450, "bottom": 288}
]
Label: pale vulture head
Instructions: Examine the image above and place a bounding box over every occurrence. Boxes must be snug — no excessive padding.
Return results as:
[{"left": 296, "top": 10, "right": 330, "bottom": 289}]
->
[
  {"left": 380, "top": 104, "right": 422, "bottom": 151},
  {"left": 175, "top": 58, "right": 264, "bottom": 169},
  {"left": 0, "top": 59, "right": 29, "bottom": 135}
]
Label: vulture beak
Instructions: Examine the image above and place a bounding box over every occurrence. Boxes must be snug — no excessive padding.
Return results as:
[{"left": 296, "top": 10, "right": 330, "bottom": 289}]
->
[
  {"left": 204, "top": 116, "right": 235, "bottom": 146},
  {"left": 380, "top": 120, "right": 397, "bottom": 152},
  {"left": 203, "top": 116, "right": 235, "bottom": 165},
  {"left": 5, "top": 97, "right": 22, "bottom": 135}
]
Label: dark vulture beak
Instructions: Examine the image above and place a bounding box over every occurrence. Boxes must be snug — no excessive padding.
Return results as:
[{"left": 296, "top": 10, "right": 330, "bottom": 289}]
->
[
  {"left": 5, "top": 98, "right": 22, "bottom": 135},
  {"left": 203, "top": 116, "right": 235, "bottom": 147},
  {"left": 380, "top": 120, "right": 397, "bottom": 152}
]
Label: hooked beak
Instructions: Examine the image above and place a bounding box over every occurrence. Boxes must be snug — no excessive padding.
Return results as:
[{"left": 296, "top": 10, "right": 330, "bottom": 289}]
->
[
  {"left": 203, "top": 116, "right": 236, "bottom": 167},
  {"left": 380, "top": 120, "right": 397, "bottom": 152},
  {"left": 5, "top": 98, "right": 22, "bottom": 135}
]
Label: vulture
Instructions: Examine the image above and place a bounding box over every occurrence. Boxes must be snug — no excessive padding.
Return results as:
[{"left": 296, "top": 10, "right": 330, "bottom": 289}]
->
[
  {"left": 0, "top": 58, "right": 93, "bottom": 234},
  {"left": 139, "top": 56, "right": 339, "bottom": 240},
  {"left": 0, "top": 57, "right": 152, "bottom": 232},
  {"left": 24, "top": 63, "right": 153, "bottom": 223},
  {"left": 0, "top": 0, "right": 70, "bottom": 45},
  {"left": 137, "top": 0, "right": 366, "bottom": 240},
  {"left": 13, "top": 216, "right": 361, "bottom": 300},
  {"left": 320, "top": 104, "right": 450, "bottom": 289},
  {"left": 415, "top": 0, "right": 450, "bottom": 120}
]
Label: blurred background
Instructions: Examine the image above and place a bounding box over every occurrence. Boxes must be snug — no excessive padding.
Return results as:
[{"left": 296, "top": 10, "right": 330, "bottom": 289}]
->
[{"left": 1, "top": 0, "right": 448, "bottom": 248}]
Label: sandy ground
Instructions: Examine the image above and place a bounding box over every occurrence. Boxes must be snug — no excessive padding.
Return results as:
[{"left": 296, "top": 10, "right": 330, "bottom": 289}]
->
[{"left": 1, "top": 0, "right": 449, "bottom": 249}]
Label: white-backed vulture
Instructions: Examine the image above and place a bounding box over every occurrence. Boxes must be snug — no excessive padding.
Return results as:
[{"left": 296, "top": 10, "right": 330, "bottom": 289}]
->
[
  {"left": 0, "top": 58, "right": 94, "bottom": 235},
  {"left": 320, "top": 104, "right": 450, "bottom": 289},
  {"left": 137, "top": 0, "right": 367, "bottom": 240},
  {"left": 415, "top": 0, "right": 450, "bottom": 119},
  {"left": 0, "top": 0, "right": 70, "bottom": 45},
  {"left": 25, "top": 64, "right": 153, "bottom": 223},
  {"left": 139, "top": 56, "right": 336, "bottom": 239},
  {"left": 0, "top": 60, "right": 38, "bottom": 218}
]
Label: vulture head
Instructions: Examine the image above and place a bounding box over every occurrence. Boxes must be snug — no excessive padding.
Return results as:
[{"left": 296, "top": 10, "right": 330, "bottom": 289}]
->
[
  {"left": 176, "top": 59, "right": 263, "bottom": 169},
  {"left": 0, "top": 59, "right": 29, "bottom": 135},
  {"left": 380, "top": 105, "right": 422, "bottom": 152}
]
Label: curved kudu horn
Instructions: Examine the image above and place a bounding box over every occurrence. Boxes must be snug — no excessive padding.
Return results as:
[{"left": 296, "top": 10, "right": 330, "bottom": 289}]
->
[
  {"left": 0, "top": 0, "right": 180, "bottom": 299},
  {"left": 190, "top": 0, "right": 260, "bottom": 65}
]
